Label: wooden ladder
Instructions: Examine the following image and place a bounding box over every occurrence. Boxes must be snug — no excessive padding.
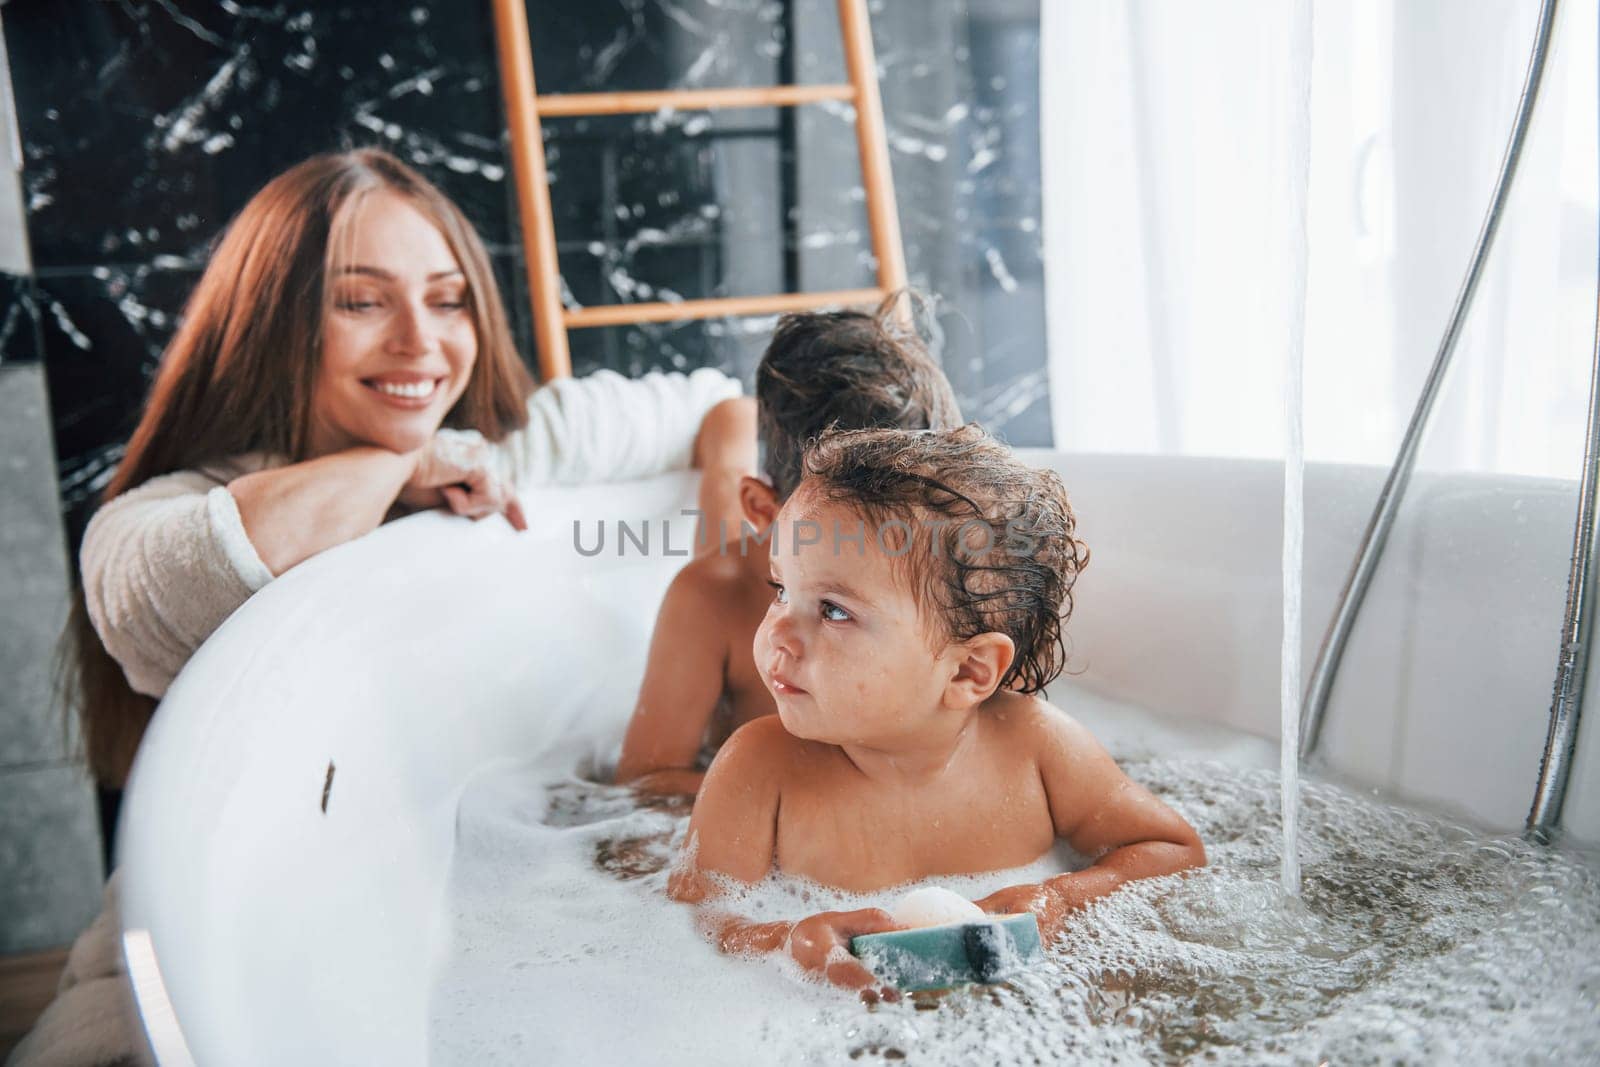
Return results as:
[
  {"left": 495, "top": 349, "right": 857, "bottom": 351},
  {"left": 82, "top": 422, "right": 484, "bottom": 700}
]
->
[{"left": 490, "top": 0, "right": 906, "bottom": 380}]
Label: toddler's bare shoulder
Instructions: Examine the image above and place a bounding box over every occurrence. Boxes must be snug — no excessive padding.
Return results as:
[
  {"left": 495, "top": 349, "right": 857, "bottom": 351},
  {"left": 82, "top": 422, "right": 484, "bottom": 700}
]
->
[
  {"left": 713, "top": 715, "right": 805, "bottom": 779},
  {"left": 985, "top": 691, "right": 1100, "bottom": 752}
]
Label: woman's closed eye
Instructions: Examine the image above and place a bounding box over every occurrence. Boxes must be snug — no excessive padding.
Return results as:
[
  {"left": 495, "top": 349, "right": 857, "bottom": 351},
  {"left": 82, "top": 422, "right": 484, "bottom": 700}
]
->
[{"left": 335, "top": 291, "right": 466, "bottom": 314}]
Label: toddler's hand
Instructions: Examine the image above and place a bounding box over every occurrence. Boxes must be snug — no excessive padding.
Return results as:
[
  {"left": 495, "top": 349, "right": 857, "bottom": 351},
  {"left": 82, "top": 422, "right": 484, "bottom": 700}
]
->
[
  {"left": 401, "top": 429, "right": 527, "bottom": 531},
  {"left": 975, "top": 882, "right": 1067, "bottom": 942},
  {"left": 786, "top": 909, "right": 902, "bottom": 1000}
]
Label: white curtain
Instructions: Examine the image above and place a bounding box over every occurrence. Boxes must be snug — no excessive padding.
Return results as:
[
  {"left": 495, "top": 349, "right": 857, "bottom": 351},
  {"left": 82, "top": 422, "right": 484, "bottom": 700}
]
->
[{"left": 1041, "top": 0, "right": 1597, "bottom": 479}]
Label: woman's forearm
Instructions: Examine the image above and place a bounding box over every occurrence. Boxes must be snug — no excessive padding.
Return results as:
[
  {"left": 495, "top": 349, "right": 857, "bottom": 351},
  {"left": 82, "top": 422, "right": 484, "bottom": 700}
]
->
[{"left": 228, "top": 448, "right": 416, "bottom": 576}]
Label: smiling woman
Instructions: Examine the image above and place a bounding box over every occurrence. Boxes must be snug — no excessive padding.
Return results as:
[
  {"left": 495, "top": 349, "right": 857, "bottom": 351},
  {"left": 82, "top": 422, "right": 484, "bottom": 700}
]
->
[
  {"left": 65, "top": 149, "right": 754, "bottom": 796},
  {"left": 18, "top": 150, "right": 756, "bottom": 1065},
  {"left": 312, "top": 193, "right": 482, "bottom": 458}
]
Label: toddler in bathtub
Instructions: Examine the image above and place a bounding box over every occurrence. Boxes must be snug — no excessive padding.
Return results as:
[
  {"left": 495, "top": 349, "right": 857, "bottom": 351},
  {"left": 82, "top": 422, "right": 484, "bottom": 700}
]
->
[
  {"left": 668, "top": 425, "right": 1206, "bottom": 992},
  {"left": 614, "top": 300, "right": 961, "bottom": 795}
]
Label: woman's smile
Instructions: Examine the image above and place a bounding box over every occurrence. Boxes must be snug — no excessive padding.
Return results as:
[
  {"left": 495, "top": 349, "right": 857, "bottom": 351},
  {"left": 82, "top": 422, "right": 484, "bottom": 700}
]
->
[{"left": 363, "top": 373, "right": 448, "bottom": 408}]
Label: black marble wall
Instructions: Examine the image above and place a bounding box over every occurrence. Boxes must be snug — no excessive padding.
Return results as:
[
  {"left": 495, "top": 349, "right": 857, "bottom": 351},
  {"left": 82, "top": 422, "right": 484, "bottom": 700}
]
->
[
  {"left": 1, "top": 0, "right": 1048, "bottom": 554},
  {"left": 0, "top": 273, "right": 41, "bottom": 364}
]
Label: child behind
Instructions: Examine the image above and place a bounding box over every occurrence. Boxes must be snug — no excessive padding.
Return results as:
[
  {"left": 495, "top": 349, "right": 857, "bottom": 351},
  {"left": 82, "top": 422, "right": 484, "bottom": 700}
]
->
[
  {"left": 668, "top": 426, "right": 1205, "bottom": 992},
  {"left": 614, "top": 301, "right": 961, "bottom": 795}
]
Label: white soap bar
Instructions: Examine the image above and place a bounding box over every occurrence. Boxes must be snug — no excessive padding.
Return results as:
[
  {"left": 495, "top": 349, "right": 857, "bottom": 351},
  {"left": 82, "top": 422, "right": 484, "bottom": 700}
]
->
[{"left": 888, "top": 886, "right": 986, "bottom": 929}]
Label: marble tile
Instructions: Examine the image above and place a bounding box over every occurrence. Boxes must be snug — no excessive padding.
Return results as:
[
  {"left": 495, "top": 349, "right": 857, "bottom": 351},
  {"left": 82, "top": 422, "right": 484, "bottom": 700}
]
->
[
  {"left": 33, "top": 267, "right": 195, "bottom": 555},
  {"left": 0, "top": 364, "right": 75, "bottom": 768},
  {"left": 12, "top": 0, "right": 1052, "bottom": 534},
  {"left": 547, "top": 124, "right": 870, "bottom": 288},
  {"left": 525, "top": 0, "right": 818, "bottom": 95},
  {"left": 0, "top": 272, "right": 43, "bottom": 365},
  {"left": 497, "top": 249, "right": 759, "bottom": 385},
  {"left": 531, "top": 0, "right": 1052, "bottom": 443},
  {"left": 0, "top": 763, "right": 103, "bottom": 953},
  {"left": 812, "top": 0, "right": 1051, "bottom": 445},
  {"left": 567, "top": 315, "right": 758, "bottom": 384},
  {"left": 4, "top": 1, "right": 515, "bottom": 269}
]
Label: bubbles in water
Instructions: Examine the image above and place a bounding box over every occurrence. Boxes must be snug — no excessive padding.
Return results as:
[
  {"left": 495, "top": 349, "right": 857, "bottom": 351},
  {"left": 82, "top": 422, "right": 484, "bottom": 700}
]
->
[{"left": 432, "top": 749, "right": 1600, "bottom": 1065}]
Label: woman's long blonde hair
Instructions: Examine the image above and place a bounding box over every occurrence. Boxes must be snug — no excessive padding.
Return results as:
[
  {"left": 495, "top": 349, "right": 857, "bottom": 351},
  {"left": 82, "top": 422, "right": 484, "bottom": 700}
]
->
[{"left": 65, "top": 148, "right": 535, "bottom": 787}]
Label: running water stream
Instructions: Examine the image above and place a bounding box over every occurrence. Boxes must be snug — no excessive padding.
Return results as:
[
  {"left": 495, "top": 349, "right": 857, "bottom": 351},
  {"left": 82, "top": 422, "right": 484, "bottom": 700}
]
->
[{"left": 1278, "top": 0, "right": 1314, "bottom": 897}]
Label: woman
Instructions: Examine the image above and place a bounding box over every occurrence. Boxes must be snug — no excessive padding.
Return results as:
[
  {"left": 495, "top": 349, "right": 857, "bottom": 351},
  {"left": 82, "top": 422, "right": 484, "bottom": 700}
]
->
[
  {"left": 20, "top": 148, "right": 753, "bottom": 1063},
  {"left": 70, "top": 147, "right": 752, "bottom": 798}
]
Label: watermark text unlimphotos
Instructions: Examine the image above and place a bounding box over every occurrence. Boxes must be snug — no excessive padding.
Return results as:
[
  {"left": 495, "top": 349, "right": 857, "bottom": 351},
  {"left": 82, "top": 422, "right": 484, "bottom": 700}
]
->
[{"left": 572, "top": 511, "right": 1040, "bottom": 559}]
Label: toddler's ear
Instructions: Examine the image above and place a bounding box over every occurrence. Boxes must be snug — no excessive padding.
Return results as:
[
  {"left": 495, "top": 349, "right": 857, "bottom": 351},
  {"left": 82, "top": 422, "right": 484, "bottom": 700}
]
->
[
  {"left": 945, "top": 633, "right": 1016, "bottom": 709},
  {"left": 738, "top": 476, "right": 780, "bottom": 531}
]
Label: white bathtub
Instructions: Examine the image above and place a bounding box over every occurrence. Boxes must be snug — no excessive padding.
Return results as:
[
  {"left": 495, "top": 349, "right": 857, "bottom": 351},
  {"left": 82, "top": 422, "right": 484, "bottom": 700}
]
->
[{"left": 117, "top": 451, "right": 1600, "bottom": 1064}]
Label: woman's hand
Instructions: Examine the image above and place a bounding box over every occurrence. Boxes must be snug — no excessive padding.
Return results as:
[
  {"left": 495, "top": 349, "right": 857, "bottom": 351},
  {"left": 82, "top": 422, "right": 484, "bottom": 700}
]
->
[
  {"left": 786, "top": 909, "right": 902, "bottom": 998},
  {"left": 400, "top": 429, "right": 527, "bottom": 530}
]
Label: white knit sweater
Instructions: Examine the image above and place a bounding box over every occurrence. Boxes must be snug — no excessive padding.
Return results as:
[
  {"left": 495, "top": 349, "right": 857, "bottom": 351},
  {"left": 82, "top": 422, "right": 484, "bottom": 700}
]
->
[{"left": 80, "top": 367, "right": 740, "bottom": 699}]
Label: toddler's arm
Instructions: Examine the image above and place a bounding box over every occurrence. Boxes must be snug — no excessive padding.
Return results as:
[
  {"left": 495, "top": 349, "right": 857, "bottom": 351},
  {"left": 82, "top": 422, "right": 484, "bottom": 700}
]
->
[
  {"left": 976, "top": 703, "right": 1205, "bottom": 938},
  {"left": 615, "top": 565, "right": 731, "bottom": 794},
  {"left": 667, "top": 719, "right": 900, "bottom": 994}
]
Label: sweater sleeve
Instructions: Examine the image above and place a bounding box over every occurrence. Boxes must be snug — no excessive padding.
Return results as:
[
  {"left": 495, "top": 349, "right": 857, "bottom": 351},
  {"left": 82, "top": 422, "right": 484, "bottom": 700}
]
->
[
  {"left": 80, "top": 468, "right": 276, "bottom": 698},
  {"left": 494, "top": 367, "right": 742, "bottom": 490}
]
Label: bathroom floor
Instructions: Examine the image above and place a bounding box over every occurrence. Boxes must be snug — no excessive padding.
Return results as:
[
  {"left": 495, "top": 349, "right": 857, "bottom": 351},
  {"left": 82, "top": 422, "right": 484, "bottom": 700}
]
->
[{"left": 0, "top": 947, "right": 68, "bottom": 1058}]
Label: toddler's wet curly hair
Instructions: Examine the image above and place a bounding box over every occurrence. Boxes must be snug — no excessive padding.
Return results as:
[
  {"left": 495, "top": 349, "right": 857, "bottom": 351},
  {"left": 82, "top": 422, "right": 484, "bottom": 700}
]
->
[{"left": 799, "top": 424, "right": 1088, "bottom": 694}]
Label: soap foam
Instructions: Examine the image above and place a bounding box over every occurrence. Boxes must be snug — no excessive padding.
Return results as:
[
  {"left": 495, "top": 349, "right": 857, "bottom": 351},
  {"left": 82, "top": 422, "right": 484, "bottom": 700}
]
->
[
  {"left": 430, "top": 717, "right": 1600, "bottom": 1065},
  {"left": 886, "top": 886, "right": 988, "bottom": 928}
]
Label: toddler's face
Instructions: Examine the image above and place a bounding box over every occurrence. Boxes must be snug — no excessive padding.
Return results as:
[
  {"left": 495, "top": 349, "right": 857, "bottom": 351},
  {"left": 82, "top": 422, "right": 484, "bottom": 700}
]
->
[{"left": 754, "top": 490, "right": 956, "bottom": 747}]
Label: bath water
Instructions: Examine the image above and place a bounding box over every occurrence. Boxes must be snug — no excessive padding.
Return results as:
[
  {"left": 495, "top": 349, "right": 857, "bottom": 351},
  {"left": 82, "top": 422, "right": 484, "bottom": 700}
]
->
[{"left": 429, "top": 695, "right": 1600, "bottom": 1065}]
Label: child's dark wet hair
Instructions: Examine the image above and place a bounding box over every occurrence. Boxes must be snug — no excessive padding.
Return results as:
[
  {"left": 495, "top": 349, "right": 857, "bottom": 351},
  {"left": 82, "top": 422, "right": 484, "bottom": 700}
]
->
[
  {"left": 756, "top": 295, "right": 962, "bottom": 500},
  {"left": 799, "top": 425, "right": 1089, "bottom": 695}
]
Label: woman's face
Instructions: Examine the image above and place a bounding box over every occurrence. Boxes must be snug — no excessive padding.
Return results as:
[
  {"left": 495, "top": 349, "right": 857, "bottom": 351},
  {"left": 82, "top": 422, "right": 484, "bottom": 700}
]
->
[{"left": 309, "top": 190, "right": 478, "bottom": 457}]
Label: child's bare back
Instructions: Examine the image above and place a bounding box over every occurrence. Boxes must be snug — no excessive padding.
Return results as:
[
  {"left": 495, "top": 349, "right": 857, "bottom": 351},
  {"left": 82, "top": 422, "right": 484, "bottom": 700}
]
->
[{"left": 614, "top": 551, "right": 776, "bottom": 793}]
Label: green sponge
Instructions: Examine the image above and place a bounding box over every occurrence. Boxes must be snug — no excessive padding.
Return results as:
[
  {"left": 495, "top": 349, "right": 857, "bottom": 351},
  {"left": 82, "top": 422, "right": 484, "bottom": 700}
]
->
[{"left": 849, "top": 913, "right": 1043, "bottom": 992}]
